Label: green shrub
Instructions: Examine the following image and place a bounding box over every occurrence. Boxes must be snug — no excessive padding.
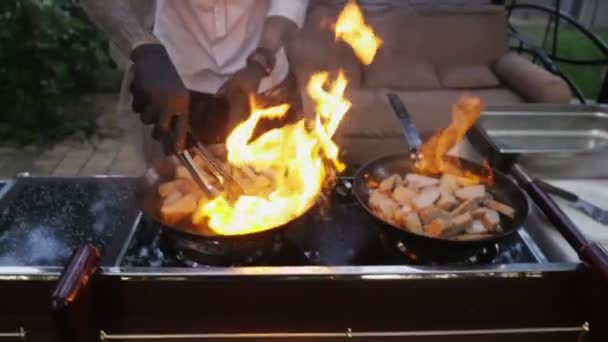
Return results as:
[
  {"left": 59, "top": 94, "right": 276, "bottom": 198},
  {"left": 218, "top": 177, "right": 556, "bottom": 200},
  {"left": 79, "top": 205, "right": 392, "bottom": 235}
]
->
[{"left": 0, "top": 0, "right": 120, "bottom": 146}]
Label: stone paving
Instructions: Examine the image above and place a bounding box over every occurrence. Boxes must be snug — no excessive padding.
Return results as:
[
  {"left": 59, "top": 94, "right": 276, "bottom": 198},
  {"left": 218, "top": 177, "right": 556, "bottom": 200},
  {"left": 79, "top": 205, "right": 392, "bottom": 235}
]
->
[{"left": 0, "top": 94, "right": 147, "bottom": 179}]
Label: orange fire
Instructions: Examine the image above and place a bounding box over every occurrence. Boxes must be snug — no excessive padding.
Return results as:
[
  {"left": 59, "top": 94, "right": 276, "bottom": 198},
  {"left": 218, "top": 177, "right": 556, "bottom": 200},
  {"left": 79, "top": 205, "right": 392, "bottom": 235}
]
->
[
  {"left": 416, "top": 96, "right": 494, "bottom": 185},
  {"left": 335, "top": 0, "right": 383, "bottom": 65},
  {"left": 190, "top": 1, "right": 381, "bottom": 236},
  {"left": 193, "top": 75, "right": 350, "bottom": 235}
]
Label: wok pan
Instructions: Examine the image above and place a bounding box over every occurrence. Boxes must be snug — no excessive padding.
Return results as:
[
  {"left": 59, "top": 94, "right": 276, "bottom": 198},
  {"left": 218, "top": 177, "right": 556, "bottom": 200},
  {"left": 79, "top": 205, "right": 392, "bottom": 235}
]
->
[
  {"left": 352, "top": 153, "right": 529, "bottom": 262},
  {"left": 135, "top": 155, "right": 286, "bottom": 266}
]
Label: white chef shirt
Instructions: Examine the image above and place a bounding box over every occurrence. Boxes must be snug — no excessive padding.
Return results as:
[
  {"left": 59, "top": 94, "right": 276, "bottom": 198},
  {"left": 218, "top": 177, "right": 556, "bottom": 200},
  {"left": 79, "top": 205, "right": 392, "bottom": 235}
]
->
[{"left": 154, "top": 0, "right": 309, "bottom": 94}]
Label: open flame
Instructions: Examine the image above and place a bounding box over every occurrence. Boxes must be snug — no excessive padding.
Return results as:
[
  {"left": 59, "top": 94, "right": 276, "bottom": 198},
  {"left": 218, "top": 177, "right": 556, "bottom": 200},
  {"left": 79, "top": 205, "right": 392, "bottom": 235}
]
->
[
  {"left": 193, "top": 74, "right": 350, "bottom": 235},
  {"left": 335, "top": 0, "right": 383, "bottom": 65},
  {"left": 190, "top": 0, "right": 381, "bottom": 236},
  {"left": 416, "top": 96, "right": 494, "bottom": 185}
]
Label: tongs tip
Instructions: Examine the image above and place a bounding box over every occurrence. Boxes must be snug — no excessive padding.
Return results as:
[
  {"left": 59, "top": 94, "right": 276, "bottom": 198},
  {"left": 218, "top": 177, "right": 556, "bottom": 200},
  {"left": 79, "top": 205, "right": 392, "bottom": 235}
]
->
[{"left": 179, "top": 143, "right": 244, "bottom": 202}]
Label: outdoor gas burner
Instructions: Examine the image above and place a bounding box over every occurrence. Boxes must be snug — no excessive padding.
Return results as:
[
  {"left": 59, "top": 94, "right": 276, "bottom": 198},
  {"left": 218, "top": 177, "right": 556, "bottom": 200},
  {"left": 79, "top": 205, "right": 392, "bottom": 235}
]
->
[{"left": 119, "top": 180, "right": 542, "bottom": 269}]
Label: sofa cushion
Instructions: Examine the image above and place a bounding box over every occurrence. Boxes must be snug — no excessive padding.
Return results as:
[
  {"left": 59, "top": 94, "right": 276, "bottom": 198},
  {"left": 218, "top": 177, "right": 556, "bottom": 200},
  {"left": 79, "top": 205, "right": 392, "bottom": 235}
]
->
[
  {"left": 438, "top": 64, "right": 501, "bottom": 89},
  {"left": 337, "top": 137, "right": 410, "bottom": 173},
  {"left": 414, "top": 6, "right": 509, "bottom": 67},
  {"left": 364, "top": 49, "right": 441, "bottom": 89},
  {"left": 493, "top": 52, "right": 572, "bottom": 103},
  {"left": 337, "top": 88, "right": 522, "bottom": 139},
  {"left": 333, "top": 87, "right": 523, "bottom": 167},
  {"left": 334, "top": 88, "right": 404, "bottom": 139},
  {"left": 384, "top": 88, "right": 523, "bottom": 135}
]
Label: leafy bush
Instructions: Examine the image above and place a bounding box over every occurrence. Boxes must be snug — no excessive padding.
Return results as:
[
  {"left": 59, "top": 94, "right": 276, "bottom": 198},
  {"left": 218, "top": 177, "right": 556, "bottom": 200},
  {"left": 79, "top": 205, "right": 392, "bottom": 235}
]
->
[{"left": 0, "top": 0, "right": 120, "bottom": 146}]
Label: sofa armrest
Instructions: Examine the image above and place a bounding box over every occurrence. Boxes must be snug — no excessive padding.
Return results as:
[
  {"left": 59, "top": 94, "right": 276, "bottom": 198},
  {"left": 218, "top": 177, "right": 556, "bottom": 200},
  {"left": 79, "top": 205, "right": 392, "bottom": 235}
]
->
[{"left": 493, "top": 52, "right": 571, "bottom": 103}]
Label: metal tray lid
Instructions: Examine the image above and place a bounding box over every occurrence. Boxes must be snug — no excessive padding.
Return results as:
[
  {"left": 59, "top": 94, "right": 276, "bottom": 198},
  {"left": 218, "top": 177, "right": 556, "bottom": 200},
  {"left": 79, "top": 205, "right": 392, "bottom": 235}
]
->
[{"left": 468, "top": 104, "right": 608, "bottom": 179}]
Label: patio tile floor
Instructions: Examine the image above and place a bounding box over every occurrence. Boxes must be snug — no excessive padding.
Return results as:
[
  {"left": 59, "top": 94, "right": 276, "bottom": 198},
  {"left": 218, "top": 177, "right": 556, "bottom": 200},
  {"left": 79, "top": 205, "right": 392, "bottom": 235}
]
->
[{"left": 0, "top": 94, "right": 146, "bottom": 179}]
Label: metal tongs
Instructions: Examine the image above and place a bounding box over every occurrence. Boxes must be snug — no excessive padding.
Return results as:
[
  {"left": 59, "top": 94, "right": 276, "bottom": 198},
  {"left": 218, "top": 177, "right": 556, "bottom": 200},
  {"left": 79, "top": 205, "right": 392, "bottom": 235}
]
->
[{"left": 177, "top": 138, "right": 244, "bottom": 201}]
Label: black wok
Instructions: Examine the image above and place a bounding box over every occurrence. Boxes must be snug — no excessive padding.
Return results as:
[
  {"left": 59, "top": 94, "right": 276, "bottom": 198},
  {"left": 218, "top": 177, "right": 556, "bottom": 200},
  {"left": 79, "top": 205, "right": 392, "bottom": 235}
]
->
[
  {"left": 352, "top": 153, "right": 529, "bottom": 262},
  {"left": 135, "top": 155, "right": 286, "bottom": 266}
]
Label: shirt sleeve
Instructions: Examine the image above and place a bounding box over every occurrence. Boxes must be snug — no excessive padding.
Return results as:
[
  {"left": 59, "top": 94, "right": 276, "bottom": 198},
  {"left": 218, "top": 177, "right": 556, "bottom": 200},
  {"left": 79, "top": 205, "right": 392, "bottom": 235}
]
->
[{"left": 267, "top": 0, "right": 310, "bottom": 29}]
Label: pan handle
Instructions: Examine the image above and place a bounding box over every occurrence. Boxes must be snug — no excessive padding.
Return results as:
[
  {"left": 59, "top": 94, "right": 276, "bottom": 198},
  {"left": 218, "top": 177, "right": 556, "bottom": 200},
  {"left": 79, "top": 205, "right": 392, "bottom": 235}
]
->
[
  {"left": 386, "top": 93, "right": 422, "bottom": 152},
  {"left": 512, "top": 165, "right": 608, "bottom": 283}
]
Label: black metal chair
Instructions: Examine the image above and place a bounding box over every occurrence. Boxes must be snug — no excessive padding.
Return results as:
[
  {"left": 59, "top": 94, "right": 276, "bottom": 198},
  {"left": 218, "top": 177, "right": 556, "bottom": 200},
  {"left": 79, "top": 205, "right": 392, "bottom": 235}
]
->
[{"left": 503, "top": 0, "right": 608, "bottom": 103}]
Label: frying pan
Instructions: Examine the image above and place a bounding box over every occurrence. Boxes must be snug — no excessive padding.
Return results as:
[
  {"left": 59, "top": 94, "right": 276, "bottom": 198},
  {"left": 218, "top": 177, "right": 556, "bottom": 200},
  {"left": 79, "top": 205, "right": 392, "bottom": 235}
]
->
[
  {"left": 352, "top": 153, "right": 529, "bottom": 262},
  {"left": 135, "top": 155, "right": 287, "bottom": 266},
  {"left": 351, "top": 94, "right": 529, "bottom": 262}
]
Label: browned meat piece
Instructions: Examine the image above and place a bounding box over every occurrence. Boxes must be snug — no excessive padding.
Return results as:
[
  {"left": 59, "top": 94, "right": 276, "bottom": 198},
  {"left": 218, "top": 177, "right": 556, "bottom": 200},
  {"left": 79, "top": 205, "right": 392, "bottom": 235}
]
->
[
  {"left": 404, "top": 212, "right": 423, "bottom": 234},
  {"left": 369, "top": 191, "right": 391, "bottom": 210},
  {"left": 441, "top": 212, "right": 473, "bottom": 238},
  {"left": 439, "top": 174, "right": 460, "bottom": 193},
  {"left": 175, "top": 166, "right": 194, "bottom": 181},
  {"left": 163, "top": 191, "right": 183, "bottom": 206},
  {"left": 466, "top": 220, "right": 488, "bottom": 234},
  {"left": 233, "top": 171, "right": 253, "bottom": 189},
  {"left": 442, "top": 174, "right": 479, "bottom": 188},
  {"left": 419, "top": 206, "right": 450, "bottom": 225},
  {"left": 437, "top": 189, "right": 458, "bottom": 211},
  {"left": 482, "top": 209, "right": 500, "bottom": 232},
  {"left": 424, "top": 218, "right": 448, "bottom": 237},
  {"left": 393, "top": 206, "right": 413, "bottom": 228},
  {"left": 238, "top": 171, "right": 273, "bottom": 194},
  {"left": 193, "top": 155, "right": 206, "bottom": 169},
  {"left": 178, "top": 179, "right": 200, "bottom": 194},
  {"left": 485, "top": 200, "right": 515, "bottom": 219},
  {"left": 378, "top": 174, "right": 402, "bottom": 193},
  {"left": 412, "top": 187, "right": 441, "bottom": 211},
  {"left": 454, "top": 233, "right": 492, "bottom": 241},
  {"left": 405, "top": 174, "right": 439, "bottom": 189},
  {"left": 471, "top": 207, "right": 489, "bottom": 219},
  {"left": 160, "top": 193, "right": 199, "bottom": 224},
  {"left": 158, "top": 179, "right": 191, "bottom": 198},
  {"left": 259, "top": 167, "right": 277, "bottom": 181},
  {"left": 451, "top": 198, "right": 479, "bottom": 216},
  {"left": 455, "top": 185, "right": 486, "bottom": 201},
  {"left": 392, "top": 186, "right": 417, "bottom": 206},
  {"left": 239, "top": 165, "right": 258, "bottom": 180},
  {"left": 373, "top": 196, "right": 399, "bottom": 224},
  {"left": 481, "top": 192, "right": 494, "bottom": 203}
]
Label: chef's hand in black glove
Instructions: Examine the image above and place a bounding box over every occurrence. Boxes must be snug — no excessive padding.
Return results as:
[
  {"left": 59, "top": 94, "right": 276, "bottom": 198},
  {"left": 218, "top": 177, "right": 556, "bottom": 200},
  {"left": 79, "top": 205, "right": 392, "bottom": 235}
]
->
[
  {"left": 130, "top": 44, "right": 190, "bottom": 152},
  {"left": 217, "top": 64, "right": 266, "bottom": 129}
]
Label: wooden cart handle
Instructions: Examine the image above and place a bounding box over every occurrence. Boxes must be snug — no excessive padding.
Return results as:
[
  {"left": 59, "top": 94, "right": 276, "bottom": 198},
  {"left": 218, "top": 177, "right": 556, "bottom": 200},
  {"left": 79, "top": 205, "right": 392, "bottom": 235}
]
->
[
  {"left": 51, "top": 244, "right": 100, "bottom": 310},
  {"left": 522, "top": 179, "right": 608, "bottom": 283},
  {"left": 51, "top": 244, "right": 100, "bottom": 342}
]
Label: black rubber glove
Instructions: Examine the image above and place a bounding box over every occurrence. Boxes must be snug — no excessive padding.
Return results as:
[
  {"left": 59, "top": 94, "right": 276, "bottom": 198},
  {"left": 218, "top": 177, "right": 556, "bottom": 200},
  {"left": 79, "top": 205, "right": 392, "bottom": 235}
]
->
[
  {"left": 130, "top": 44, "right": 190, "bottom": 152},
  {"left": 217, "top": 64, "right": 266, "bottom": 129}
]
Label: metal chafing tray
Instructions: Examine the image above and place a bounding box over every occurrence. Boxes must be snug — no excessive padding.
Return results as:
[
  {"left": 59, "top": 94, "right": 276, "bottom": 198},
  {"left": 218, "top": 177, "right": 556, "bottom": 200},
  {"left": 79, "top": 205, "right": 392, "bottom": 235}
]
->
[{"left": 469, "top": 104, "right": 608, "bottom": 179}]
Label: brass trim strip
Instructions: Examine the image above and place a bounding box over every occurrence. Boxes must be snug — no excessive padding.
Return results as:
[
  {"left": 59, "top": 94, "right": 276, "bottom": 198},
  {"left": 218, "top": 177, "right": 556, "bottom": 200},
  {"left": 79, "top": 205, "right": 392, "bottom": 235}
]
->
[
  {"left": 0, "top": 327, "right": 27, "bottom": 340},
  {"left": 100, "top": 323, "right": 589, "bottom": 340}
]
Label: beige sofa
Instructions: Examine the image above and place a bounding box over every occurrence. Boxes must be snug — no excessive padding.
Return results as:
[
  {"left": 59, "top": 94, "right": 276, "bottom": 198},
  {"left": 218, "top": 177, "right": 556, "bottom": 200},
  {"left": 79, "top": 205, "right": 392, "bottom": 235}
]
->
[{"left": 287, "top": 2, "right": 572, "bottom": 168}]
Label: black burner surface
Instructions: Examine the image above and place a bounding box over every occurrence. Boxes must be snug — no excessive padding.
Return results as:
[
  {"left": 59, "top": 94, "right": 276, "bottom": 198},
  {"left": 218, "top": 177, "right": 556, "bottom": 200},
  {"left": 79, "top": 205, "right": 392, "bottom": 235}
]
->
[
  {"left": 122, "top": 216, "right": 310, "bottom": 267},
  {"left": 0, "top": 178, "right": 137, "bottom": 266},
  {"left": 121, "top": 187, "right": 539, "bottom": 267}
]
